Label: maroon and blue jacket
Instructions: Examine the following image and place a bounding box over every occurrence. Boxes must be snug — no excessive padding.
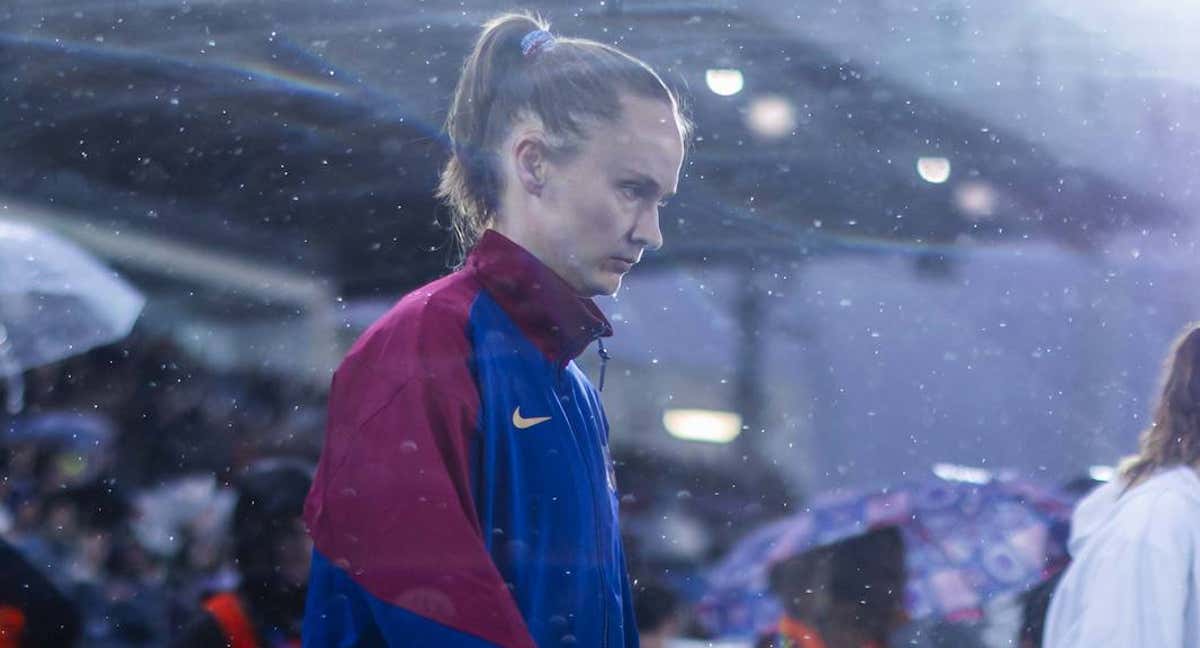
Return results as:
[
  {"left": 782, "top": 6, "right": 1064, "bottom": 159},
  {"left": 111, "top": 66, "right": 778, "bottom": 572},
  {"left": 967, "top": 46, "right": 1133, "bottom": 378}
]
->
[{"left": 302, "top": 230, "right": 638, "bottom": 647}]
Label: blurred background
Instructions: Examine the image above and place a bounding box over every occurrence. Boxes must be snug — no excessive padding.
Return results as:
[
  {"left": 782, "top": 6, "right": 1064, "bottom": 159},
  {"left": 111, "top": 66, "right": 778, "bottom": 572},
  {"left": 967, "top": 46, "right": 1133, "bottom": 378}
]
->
[{"left": 1, "top": 0, "right": 1198, "bottom": 646}]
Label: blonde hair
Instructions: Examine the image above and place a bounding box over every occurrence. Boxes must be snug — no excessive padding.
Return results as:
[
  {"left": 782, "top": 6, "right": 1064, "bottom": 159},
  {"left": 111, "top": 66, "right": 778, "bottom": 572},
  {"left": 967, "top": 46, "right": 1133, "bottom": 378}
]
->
[
  {"left": 1119, "top": 323, "right": 1200, "bottom": 486},
  {"left": 436, "top": 11, "right": 692, "bottom": 259}
]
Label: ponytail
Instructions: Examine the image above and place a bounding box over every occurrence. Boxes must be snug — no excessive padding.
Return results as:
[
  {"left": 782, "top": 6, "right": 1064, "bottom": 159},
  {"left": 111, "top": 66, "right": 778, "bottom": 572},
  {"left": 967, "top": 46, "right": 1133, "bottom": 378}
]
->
[{"left": 437, "top": 11, "right": 691, "bottom": 259}]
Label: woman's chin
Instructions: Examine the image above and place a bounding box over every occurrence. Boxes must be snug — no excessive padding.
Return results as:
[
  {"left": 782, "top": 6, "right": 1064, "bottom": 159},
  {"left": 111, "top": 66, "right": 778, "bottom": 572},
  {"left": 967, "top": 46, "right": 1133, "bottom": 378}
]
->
[
  {"left": 571, "top": 269, "right": 623, "bottom": 298},
  {"left": 593, "top": 272, "right": 624, "bottom": 297}
]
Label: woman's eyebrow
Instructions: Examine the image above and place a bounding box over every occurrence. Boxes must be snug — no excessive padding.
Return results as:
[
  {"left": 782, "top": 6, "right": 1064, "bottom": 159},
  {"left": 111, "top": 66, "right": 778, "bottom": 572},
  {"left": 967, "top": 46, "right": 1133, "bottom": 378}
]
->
[{"left": 623, "top": 171, "right": 672, "bottom": 197}]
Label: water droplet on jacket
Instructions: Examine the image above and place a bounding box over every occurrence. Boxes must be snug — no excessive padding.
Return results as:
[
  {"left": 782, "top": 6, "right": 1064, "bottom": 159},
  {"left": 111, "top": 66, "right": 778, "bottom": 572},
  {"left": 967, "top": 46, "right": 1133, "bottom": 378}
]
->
[{"left": 400, "top": 440, "right": 419, "bottom": 454}]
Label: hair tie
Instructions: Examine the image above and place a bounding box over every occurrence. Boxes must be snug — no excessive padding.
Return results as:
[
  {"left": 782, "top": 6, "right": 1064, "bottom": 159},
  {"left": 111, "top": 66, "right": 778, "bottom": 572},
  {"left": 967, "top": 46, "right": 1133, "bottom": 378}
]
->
[{"left": 521, "top": 29, "right": 557, "bottom": 58}]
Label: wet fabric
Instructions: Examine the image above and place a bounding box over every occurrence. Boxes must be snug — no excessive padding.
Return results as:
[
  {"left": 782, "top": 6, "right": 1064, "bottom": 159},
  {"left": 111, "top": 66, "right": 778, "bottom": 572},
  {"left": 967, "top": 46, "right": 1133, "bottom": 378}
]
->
[{"left": 303, "top": 230, "right": 636, "bottom": 647}]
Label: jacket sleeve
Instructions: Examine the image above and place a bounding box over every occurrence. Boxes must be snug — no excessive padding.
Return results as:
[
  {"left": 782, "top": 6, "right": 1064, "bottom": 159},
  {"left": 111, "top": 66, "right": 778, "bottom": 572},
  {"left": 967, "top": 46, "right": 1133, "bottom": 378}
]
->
[
  {"left": 1046, "top": 490, "right": 1195, "bottom": 648},
  {"left": 303, "top": 373, "right": 536, "bottom": 648}
]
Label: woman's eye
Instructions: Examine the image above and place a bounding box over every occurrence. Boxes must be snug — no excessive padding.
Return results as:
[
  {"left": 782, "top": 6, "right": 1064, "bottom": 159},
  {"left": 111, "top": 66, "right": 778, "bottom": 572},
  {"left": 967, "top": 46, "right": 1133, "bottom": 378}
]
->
[{"left": 620, "top": 184, "right": 640, "bottom": 199}]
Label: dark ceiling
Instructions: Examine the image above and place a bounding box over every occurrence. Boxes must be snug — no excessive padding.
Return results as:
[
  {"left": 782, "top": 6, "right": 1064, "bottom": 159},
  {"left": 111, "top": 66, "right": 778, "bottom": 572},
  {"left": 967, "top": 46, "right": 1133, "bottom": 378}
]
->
[{"left": 0, "top": 0, "right": 1178, "bottom": 299}]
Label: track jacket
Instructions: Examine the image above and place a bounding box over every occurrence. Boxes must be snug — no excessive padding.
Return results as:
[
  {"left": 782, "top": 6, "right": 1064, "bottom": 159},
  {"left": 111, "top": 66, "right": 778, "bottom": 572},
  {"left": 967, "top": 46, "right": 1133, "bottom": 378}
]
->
[{"left": 302, "top": 230, "right": 637, "bottom": 647}]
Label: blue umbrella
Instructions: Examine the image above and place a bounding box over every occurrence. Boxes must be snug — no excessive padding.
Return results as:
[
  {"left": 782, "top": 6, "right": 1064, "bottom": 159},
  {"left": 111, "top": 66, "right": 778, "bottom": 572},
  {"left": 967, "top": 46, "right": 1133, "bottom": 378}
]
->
[
  {"left": 696, "top": 474, "right": 1076, "bottom": 639},
  {"left": 2, "top": 411, "right": 114, "bottom": 448}
]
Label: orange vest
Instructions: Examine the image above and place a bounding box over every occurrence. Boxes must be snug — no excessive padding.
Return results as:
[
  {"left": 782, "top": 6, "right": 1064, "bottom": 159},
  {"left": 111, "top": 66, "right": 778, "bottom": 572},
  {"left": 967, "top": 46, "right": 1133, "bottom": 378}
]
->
[
  {"left": 774, "top": 616, "right": 884, "bottom": 648},
  {"left": 203, "top": 593, "right": 260, "bottom": 648},
  {"left": 777, "top": 616, "right": 829, "bottom": 648},
  {"left": 0, "top": 606, "right": 26, "bottom": 648}
]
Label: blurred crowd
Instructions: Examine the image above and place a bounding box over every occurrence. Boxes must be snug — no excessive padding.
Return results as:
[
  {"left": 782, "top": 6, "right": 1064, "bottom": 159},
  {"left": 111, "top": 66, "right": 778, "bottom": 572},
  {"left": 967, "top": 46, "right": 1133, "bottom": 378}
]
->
[
  {"left": 0, "top": 332, "right": 324, "bottom": 646},
  {"left": 0, "top": 330, "right": 1095, "bottom": 648},
  {"left": 0, "top": 332, "right": 724, "bottom": 647}
]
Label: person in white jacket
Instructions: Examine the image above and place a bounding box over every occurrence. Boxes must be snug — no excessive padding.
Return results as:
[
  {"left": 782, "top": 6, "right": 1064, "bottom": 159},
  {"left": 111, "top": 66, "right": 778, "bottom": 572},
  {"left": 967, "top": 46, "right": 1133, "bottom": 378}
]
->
[{"left": 1044, "top": 323, "right": 1200, "bottom": 647}]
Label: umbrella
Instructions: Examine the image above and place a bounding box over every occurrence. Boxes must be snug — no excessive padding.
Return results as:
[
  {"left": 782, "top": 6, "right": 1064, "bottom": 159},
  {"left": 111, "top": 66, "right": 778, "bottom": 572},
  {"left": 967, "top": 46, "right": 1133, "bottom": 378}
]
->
[
  {"left": 0, "top": 219, "right": 144, "bottom": 411},
  {"left": 696, "top": 474, "right": 1077, "bottom": 638},
  {"left": 2, "top": 411, "right": 115, "bottom": 448}
]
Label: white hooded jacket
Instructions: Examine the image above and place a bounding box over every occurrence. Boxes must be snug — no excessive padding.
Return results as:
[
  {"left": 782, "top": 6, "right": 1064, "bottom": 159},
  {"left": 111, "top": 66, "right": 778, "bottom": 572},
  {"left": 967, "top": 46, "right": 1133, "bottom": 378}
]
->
[{"left": 1043, "top": 465, "right": 1200, "bottom": 647}]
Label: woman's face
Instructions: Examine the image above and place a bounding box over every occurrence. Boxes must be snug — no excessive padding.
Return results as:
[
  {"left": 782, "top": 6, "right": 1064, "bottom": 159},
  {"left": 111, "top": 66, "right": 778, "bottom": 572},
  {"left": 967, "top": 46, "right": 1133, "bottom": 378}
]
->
[{"left": 522, "top": 94, "right": 684, "bottom": 297}]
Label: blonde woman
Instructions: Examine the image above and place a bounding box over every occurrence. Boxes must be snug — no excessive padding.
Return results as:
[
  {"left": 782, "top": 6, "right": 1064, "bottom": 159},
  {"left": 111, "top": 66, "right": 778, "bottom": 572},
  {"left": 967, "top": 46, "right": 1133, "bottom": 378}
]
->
[
  {"left": 1044, "top": 324, "right": 1200, "bottom": 647},
  {"left": 302, "top": 11, "right": 688, "bottom": 648}
]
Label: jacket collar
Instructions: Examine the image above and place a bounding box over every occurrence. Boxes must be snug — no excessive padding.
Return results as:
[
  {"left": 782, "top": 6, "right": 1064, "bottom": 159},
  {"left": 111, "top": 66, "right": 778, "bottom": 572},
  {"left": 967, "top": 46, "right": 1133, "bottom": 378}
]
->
[{"left": 467, "top": 229, "right": 612, "bottom": 365}]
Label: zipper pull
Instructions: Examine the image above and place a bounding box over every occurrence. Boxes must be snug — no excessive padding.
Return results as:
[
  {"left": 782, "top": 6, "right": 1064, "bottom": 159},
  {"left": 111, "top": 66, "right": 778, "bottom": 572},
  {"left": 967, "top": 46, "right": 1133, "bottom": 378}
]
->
[{"left": 597, "top": 338, "right": 611, "bottom": 392}]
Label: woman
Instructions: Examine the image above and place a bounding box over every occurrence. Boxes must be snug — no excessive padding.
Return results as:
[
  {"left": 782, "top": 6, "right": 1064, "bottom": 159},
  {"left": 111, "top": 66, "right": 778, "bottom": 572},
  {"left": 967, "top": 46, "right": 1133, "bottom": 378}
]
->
[
  {"left": 1044, "top": 324, "right": 1200, "bottom": 647},
  {"left": 303, "top": 10, "right": 689, "bottom": 648}
]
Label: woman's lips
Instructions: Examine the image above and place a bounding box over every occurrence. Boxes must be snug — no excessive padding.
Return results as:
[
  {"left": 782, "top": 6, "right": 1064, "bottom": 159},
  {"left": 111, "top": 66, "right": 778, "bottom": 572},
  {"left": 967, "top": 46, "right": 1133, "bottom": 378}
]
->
[{"left": 608, "top": 257, "right": 635, "bottom": 272}]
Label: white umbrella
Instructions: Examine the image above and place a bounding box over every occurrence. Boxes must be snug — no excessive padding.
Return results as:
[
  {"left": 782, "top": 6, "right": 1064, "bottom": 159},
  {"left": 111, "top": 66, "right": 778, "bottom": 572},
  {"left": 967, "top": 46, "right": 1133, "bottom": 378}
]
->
[{"left": 0, "top": 219, "right": 145, "bottom": 412}]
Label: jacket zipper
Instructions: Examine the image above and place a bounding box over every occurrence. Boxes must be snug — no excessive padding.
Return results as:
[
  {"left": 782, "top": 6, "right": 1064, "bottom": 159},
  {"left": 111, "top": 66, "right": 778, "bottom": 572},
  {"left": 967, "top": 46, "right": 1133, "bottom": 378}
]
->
[
  {"left": 596, "top": 338, "right": 611, "bottom": 392},
  {"left": 593, "top": 336, "right": 612, "bottom": 646},
  {"left": 560, "top": 356, "right": 613, "bottom": 647}
]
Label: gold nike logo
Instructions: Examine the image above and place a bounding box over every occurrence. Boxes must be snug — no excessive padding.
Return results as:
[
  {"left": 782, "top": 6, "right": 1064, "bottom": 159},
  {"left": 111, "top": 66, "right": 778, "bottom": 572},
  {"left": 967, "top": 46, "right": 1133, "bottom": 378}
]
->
[{"left": 512, "top": 407, "right": 551, "bottom": 429}]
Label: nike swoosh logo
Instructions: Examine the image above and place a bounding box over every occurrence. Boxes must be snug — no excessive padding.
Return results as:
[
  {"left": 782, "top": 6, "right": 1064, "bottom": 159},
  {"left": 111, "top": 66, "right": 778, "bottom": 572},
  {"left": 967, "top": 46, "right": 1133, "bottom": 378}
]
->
[{"left": 512, "top": 407, "right": 551, "bottom": 429}]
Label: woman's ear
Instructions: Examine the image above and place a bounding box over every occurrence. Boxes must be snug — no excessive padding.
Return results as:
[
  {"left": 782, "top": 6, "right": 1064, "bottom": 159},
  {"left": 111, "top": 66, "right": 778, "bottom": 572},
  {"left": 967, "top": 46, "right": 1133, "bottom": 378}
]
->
[{"left": 513, "top": 132, "right": 550, "bottom": 197}]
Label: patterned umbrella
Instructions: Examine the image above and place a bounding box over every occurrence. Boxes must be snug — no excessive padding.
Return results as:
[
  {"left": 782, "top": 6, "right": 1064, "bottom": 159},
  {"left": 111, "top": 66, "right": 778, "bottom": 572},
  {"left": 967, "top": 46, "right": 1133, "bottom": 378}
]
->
[{"left": 696, "top": 474, "right": 1076, "bottom": 639}]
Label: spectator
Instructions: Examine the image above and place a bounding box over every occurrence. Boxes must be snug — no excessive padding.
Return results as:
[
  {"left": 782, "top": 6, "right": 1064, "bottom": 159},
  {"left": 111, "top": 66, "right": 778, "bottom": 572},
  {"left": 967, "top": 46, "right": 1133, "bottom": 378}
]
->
[
  {"left": 1044, "top": 323, "right": 1200, "bottom": 647},
  {"left": 173, "top": 459, "right": 312, "bottom": 648},
  {"left": 757, "top": 527, "right": 906, "bottom": 648}
]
